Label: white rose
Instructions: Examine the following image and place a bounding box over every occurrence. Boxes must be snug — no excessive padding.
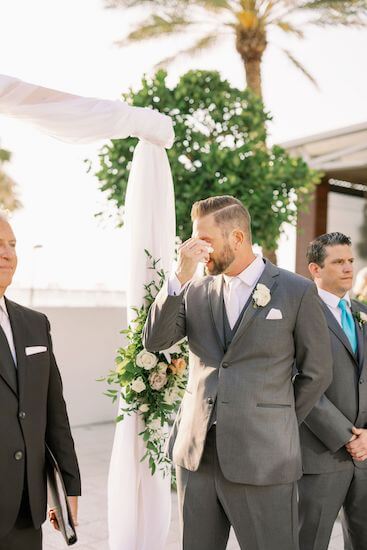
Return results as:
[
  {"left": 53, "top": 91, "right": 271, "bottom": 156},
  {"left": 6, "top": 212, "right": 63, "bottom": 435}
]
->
[
  {"left": 164, "top": 387, "right": 179, "bottom": 405},
  {"left": 131, "top": 377, "right": 146, "bottom": 393},
  {"left": 148, "top": 418, "right": 162, "bottom": 431},
  {"left": 139, "top": 403, "right": 149, "bottom": 413},
  {"left": 253, "top": 283, "right": 271, "bottom": 307},
  {"left": 149, "top": 371, "right": 168, "bottom": 391},
  {"left": 136, "top": 350, "right": 158, "bottom": 370},
  {"left": 360, "top": 312, "right": 367, "bottom": 323}
]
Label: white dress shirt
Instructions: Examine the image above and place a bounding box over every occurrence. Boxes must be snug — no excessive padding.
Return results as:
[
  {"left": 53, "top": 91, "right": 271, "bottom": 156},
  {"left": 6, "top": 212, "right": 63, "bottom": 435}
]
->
[
  {"left": 317, "top": 287, "right": 352, "bottom": 328},
  {"left": 169, "top": 255, "right": 265, "bottom": 328},
  {"left": 0, "top": 296, "right": 17, "bottom": 365}
]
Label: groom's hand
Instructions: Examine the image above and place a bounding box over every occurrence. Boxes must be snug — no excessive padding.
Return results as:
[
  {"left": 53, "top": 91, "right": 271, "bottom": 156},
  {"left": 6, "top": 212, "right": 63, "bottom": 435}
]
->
[
  {"left": 345, "top": 427, "right": 367, "bottom": 461},
  {"left": 176, "top": 238, "right": 213, "bottom": 285}
]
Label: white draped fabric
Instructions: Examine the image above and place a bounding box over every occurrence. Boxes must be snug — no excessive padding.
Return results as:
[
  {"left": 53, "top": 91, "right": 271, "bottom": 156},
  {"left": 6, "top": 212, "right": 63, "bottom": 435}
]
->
[{"left": 0, "top": 75, "right": 176, "bottom": 550}]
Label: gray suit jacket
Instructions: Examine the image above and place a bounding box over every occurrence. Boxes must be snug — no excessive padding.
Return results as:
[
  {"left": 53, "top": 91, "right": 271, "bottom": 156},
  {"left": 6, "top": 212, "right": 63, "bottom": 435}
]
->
[
  {"left": 300, "top": 299, "right": 367, "bottom": 474},
  {"left": 143, "top": 260, "right": 333, "bottom": 485}
]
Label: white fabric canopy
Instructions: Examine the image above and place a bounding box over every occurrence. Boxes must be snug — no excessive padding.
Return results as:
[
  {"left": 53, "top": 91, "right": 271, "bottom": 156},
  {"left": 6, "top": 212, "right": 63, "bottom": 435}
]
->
[{"left": 0, "top": 75, "right": 175, "bottom": 550}]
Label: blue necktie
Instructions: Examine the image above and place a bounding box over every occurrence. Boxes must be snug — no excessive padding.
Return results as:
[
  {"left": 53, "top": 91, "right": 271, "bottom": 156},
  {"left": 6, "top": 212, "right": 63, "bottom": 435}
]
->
[{"left": 338, "top": 299, "right": 357, "bottom": 353}]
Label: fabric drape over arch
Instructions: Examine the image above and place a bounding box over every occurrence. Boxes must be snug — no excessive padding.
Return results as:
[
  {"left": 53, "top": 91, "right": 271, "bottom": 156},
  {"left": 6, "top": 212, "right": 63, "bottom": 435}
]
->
[{"left": 0, "top": 74, "right": 176, "bottom": 550}]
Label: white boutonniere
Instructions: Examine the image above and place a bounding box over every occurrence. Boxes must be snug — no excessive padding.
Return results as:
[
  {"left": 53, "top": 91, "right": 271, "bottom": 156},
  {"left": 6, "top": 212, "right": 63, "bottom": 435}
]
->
[
  {"left": 354, "top": 311, "right": 367, "bottom": 329},
  {"left": 252, "top": 283, "right": 271, "bottom": 308}
]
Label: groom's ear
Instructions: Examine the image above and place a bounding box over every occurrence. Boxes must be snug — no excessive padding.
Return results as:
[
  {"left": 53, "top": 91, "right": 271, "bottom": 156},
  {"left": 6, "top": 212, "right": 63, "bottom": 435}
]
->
[{"left": 308, "top": 262, "right": 321, "bottom": 279}]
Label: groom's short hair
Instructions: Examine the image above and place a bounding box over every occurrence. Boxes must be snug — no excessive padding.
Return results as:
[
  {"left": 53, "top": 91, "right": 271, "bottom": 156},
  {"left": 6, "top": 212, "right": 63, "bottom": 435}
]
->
[
  {"left": 307, "top": 232, "right": 352, "bottom": 267},
  {"left": 191, "top": 196, "right": 252, "bottom": 242}
]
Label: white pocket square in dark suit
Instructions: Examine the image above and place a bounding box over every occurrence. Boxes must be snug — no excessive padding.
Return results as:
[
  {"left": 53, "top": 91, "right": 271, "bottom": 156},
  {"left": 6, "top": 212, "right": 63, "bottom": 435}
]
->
[{"left": 25, "top": 346, "right": 47, "bottom": 356}]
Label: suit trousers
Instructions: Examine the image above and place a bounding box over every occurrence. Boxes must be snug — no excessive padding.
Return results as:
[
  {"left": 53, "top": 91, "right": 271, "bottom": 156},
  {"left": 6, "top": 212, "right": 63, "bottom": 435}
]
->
[
  {"left": 176, "top": 426, "right": 299, "bottom": 550},
  {"left": 298, "top": 466, "right": 367, "bottom": 550},
  {"left": 0, "top": 484, "right": 42, "bottom": 550}
]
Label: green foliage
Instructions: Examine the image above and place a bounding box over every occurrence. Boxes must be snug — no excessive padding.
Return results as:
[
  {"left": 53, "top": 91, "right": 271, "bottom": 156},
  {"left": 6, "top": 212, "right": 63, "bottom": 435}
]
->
[{"left": 95, "top": 70, "right": 321, "bottom": 251}]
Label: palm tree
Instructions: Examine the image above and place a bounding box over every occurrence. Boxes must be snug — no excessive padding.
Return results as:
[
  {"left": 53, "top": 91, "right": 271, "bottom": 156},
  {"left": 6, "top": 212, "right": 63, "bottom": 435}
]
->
[
  {"left": 106, "top": 0, "right": 367, "bottom": 99},
  {"left": 0, "top": 147, "right": 22, "bottom": 211}
]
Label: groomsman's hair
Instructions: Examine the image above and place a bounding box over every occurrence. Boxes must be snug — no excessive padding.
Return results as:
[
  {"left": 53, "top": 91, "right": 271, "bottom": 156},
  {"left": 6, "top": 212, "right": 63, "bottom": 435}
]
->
[
  {"left": 191, "top": 196, "right": 252, "bottom": 242},
  {"left": 0, "top": 210, "right": 10, "bottom": 222},
  {"left": 307, "top": 232, "right": 352, "bottom": 267}
]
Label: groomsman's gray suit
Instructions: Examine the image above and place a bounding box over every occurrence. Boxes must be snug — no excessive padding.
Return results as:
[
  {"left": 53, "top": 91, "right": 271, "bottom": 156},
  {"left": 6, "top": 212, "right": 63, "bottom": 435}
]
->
[
  {"left": 299, "top": 298, "right": 367, "bottom": 550},
  {"left": 144, "top": 259, "right": 333, "bottom": 550}
]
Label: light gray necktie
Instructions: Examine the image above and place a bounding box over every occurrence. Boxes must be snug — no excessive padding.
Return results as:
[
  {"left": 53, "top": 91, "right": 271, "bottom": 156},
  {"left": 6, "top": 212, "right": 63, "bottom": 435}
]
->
[{"left": 226, "top": 277, "right": 242, "bottom": 329}]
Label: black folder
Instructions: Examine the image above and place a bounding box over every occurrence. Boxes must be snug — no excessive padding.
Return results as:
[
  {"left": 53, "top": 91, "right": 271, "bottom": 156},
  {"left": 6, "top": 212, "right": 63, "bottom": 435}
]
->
[{"left": 46, "top": 444, "right": 78, "bottom": 546}]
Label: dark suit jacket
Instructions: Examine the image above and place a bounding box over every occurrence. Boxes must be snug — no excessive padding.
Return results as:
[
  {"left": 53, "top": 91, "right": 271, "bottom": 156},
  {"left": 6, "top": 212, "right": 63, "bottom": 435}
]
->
[
  {"left": 0, "top": 297, "right": 81, "bottom": 537},
  {"left": 300, "top": 298, "right": 367, "bottom": 474}
]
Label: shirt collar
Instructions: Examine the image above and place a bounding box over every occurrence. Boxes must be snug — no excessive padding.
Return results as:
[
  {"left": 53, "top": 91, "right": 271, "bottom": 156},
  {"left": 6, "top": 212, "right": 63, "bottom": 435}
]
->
[
  {"left": 223, "top": 255, "right": 265, "bottom": 288},
  {"left": 317, "top": 287, "right": 351, "bottom": 309},
  {"left": 0, "top": 296, "right": 8, "bottom": 317}
]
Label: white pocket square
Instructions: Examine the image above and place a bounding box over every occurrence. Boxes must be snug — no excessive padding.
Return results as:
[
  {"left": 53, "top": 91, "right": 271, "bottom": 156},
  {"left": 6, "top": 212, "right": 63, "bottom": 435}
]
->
[
  {"left": 25, "top": 346, "right": 47, "bottom": 356},
  {"left": 266, "top": 308, "right": 283, "bottom": 320}
]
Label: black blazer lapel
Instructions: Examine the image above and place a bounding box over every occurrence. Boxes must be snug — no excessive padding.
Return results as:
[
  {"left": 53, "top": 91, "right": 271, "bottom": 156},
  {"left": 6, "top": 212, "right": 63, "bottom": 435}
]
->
[
  {"left": 0, "top": 324, "right": 17, "bottom": 395},
  {"left": 208, "top": 275, "right": 225, "bottom": 352},
  {"left": 5, "top": 298, "right": 28, "bottom": 404},
  {"left": 230, "top": 259, "right": 279, "bottom": 349},
  {"left": 322, "top": 302, "right": 358, "bottom": 365},
  {"left": 351, "top": 300, "right": 365, "bottom": 374}
]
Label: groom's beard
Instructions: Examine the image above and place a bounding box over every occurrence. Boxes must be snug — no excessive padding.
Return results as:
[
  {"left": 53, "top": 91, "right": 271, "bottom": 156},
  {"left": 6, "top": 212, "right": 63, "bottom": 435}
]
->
[{"left": 205, "top": 242, "right": 235, "bottom": 276}]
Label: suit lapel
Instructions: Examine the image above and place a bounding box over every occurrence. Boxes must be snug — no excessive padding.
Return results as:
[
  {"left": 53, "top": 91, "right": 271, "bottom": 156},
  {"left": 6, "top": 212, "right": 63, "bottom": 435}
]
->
[
  {"left": 230, "top": 260, "right": 279, "bottom": 349},
  {"left": 351, "top": 300, "right": 365, "bottom": 374},
  {"left": 0, "top": 324, "right": 17, "bottom": 395},
  {"left": 5, "top": 298, "right": 27, "bottom": 403},
  {"left": 208, "top": 275, "right": 225, "bottom": 352},
  {"left": 322, "top": 302, "right": 358, "bottom": 365}
]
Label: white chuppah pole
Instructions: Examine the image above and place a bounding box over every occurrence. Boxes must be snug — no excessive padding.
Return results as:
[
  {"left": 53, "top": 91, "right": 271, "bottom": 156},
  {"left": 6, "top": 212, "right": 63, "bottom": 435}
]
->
[{"left": 0, "top": 75, "right": 176, "bottom": 550}]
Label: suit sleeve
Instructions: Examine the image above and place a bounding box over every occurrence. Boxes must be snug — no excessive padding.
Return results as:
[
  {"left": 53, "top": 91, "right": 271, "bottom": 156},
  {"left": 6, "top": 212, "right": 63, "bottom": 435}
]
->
[
  {"left": 44, "top": 317, "right": 81, "bottom": 496},
  {"left": 143, "top": 281, "right": 187, "bottom": 352},
  {"left": 303, "top": 394, "right": 354, "bottom": 452},
  {"left": 293, "top": 283, "right": 333, "bottom": 424}
]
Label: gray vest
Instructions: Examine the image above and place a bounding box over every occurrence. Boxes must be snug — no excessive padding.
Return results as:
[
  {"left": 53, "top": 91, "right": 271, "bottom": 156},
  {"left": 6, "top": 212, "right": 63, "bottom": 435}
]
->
[{"left": 209, "top": 294, "right": 253, "bottom": 427}]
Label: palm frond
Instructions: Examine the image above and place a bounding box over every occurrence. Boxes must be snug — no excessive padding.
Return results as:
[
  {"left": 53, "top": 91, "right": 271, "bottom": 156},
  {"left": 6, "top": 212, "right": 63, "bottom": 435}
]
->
[
  {"left": 276, "top": 20, "right": 305, "bottom": 37},
  {"left": 155, "top": 32, "right": 221, "bottom": 68},
  {"left": 281, "top": 48, "right": 319, "bottom": 88},
  {"left": 115, "top": 14, "right": 194, "bottom": 45},
  {"left": 299, "top": 0, "right": 367, "bottom": 26}
]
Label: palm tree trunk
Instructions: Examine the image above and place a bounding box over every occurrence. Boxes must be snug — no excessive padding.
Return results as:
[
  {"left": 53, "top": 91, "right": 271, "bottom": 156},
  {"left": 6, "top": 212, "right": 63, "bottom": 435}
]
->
[{"left": 235, "top": 25, "right": 266, "bottom": 99}]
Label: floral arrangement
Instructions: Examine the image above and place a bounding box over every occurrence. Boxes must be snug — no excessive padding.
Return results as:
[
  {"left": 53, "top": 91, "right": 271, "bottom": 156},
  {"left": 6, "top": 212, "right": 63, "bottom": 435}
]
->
[
  {"left": 103, "top": 252, "right": 188, "bottom": 475},
  {"left": 353, "top": 309, "right": 367, "bottom": 329}
]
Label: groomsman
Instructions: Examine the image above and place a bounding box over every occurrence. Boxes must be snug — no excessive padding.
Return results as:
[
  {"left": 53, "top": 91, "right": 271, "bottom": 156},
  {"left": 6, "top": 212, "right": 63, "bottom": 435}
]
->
[
  {"left": 299, "top": 232, "right": 367, "bottom": 550},
  {"left": 0, "top": 212, "right": 81, "bottom": 550},
  {"left": 144, "top": 195, "right": 332, "bottom": 550}
]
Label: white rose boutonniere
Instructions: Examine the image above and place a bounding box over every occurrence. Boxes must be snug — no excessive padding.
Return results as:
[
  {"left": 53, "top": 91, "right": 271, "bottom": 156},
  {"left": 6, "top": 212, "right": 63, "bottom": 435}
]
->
[
  {"left": 252, "top": 283, "right": 271, "bottom": 308},
  {"left": 136, "top": 350, "right": 158, "bottom": 370},
  {"left": 354, "top": 311, "right": 367, "bottom": 329}
]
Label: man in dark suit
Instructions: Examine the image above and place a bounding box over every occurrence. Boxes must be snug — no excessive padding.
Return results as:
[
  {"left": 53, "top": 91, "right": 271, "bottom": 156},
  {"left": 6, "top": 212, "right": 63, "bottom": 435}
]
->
[
  {"left": 299, "top": 232, "right": 367, "bottom": 550},
  {"left": 0, "top": 212, "right": 81, "bottom": 550}
]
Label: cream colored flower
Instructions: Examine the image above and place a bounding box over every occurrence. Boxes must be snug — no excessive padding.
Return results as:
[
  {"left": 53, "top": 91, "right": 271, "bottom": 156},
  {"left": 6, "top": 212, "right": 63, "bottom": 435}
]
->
[
  {"left": 149, "top": 371, "right": 168, "bottom": 391},
  {"left": 253, "top": 283, "right": 271, "bottom": 307},
  {"left": 139, "top": 403, "right": 149, "bottom": 413},
  {"left": 136, "top": 350, "right": 158, "bottom": 370},
  {"left": 164, "top": 387, "right": 179, "bottom": 405},
  {"left": 131, "top": 377, "right": 146, "bottom": 393},
  {"left": 148, "top": 418, "right": 162, "bottom": 431},
  {"left": 170, "top": 358, "right": 187, "bottom": 376},
  {"left": 157, "top": 361, "right": 168, "bottom": 374}
]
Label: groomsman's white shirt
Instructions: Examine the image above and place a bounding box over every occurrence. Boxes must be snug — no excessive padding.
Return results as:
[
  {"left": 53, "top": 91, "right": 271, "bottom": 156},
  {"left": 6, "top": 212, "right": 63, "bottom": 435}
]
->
[
  {"left": 0, "top": 296, "right": 17, "bottom": 364},
  {"left": 317, "top": 287, "right": 352, "bottom": 328},
  {"left": 168, "top": 254, "right": 265, "bottom": 329}
]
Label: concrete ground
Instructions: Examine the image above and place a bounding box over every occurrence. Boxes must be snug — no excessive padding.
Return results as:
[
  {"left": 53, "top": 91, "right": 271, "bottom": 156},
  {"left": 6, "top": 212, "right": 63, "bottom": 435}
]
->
[{"left": 43, "top": 423, "right": 344, "bottom": 550}]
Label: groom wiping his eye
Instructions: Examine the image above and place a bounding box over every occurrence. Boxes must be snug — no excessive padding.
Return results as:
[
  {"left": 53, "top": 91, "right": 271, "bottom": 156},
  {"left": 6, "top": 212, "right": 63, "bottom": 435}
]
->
[{"left": 143, "top": 195, "right": 333, "bottom": 550}]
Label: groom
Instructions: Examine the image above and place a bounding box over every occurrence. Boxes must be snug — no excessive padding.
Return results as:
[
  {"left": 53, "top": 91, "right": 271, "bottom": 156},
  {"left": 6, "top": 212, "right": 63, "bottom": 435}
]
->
[{"left": 144, "top": 195, "right": 333, "bottom": 549}]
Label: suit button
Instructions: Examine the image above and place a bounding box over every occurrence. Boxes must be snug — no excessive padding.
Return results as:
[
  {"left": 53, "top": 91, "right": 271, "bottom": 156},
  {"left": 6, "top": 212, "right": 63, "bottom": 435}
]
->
[
  {"left": 360, "top": 379, "right": 365, "bottom": 384},
  {"left": 14, "top": 451, "right": 23, "bottom": 461},
  {"left": 18, "top": 411, "right": 26, "bottom": 419},
  {"left": 207, "top": 397, "right": 214, "bottom": 405},
  {"left": 222, "top": 362, "right": 229, "bottom": 369}
]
